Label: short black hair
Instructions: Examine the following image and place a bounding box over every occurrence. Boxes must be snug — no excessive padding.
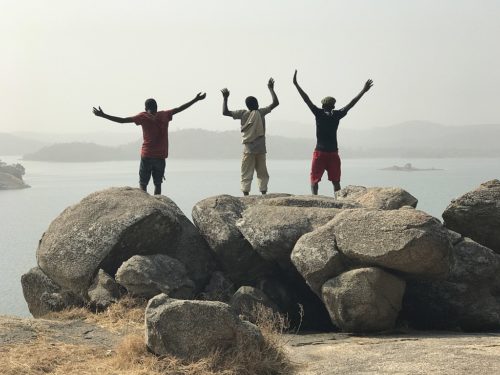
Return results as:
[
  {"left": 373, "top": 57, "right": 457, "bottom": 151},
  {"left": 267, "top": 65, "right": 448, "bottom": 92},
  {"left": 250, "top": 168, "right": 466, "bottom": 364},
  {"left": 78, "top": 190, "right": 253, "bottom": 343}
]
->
[
  {"left": 145, "top": 98, "right": 158, "bottom": 112},
  {"left": 245, "top": 96, "right": 259, "bottom": 110}
]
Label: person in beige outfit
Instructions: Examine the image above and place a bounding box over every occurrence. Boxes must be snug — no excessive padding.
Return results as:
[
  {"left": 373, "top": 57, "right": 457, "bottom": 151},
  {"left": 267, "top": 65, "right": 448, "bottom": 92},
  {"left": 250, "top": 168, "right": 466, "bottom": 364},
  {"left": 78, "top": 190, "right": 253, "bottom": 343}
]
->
[{"left": 221, "top": 78, "right": 279, "bottom": 195}]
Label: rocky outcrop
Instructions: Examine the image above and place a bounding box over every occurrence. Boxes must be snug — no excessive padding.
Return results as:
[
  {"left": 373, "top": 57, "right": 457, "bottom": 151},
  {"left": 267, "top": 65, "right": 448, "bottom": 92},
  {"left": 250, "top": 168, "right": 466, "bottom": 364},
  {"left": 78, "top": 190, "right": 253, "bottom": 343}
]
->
[
  {"left": 116, "top": 254, "right": 194, "bottom": 299},
  {"left": 145, "top": 294, "right": 263, "bottom": 360},
  {"left": 330, "top": 209, "right": 451, "bottom": 278},
  {"left": 36, "top": 187, "right": 214, "bottom": 296},
  {"left": 443, "top": 179, "right": 500, "bottom": 253},
  {"left": 337, "top": 185, "right": 418, "bottom": 209},
  {"left": 322, "top": 268, "right": 406, "bottom": 332},
  {"left": 21, "top": 267, "right": 83, "bottom": 317},
  {"left": 0, "top": 161, "right": 29, "bottom": 190},
  {"left": 21, "top": 182, "right": 500, "bottom": 333}
]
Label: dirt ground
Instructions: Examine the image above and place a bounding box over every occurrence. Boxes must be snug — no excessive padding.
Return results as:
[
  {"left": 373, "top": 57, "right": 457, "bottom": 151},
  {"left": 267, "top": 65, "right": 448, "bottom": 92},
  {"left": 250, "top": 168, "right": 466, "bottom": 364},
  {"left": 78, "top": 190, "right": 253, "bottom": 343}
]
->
[{"left": 2, "top": 315, "right": 500, "bottom": 374}]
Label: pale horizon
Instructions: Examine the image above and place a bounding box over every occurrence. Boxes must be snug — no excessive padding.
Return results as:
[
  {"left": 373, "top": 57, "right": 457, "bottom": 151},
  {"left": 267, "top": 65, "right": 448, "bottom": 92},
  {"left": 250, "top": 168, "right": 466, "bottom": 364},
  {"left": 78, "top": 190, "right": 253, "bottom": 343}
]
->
[{"left": 2, "top": 0, "right": 500, "bottom": 139}]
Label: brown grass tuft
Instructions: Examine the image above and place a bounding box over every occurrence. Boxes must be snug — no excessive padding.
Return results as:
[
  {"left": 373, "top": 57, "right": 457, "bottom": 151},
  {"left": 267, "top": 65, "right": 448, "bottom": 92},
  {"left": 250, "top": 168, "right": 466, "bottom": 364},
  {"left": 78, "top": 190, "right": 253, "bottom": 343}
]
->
[
  {"left": 3, "top": 298, "right": 296, "bottom": 374},
  {"left": 44, "top": 295, "right": 147, "bottom": 332}
]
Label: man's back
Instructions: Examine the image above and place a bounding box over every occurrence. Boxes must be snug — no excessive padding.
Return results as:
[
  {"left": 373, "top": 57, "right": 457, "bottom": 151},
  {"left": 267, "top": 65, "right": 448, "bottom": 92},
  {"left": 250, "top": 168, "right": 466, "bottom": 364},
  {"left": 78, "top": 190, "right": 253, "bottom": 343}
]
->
[
  {"left": 313, "top": 107, "right": 348, "bottom": 152},
  {"left": 133, "top": 110, "right": 173, "bottom": 159}
]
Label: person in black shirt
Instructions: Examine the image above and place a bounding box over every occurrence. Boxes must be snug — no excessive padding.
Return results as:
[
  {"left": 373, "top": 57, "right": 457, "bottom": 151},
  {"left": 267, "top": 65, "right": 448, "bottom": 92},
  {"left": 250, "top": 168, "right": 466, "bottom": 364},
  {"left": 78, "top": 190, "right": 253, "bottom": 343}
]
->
[{"left": 293, "top": 70, "right": 373, "bottom": 196}]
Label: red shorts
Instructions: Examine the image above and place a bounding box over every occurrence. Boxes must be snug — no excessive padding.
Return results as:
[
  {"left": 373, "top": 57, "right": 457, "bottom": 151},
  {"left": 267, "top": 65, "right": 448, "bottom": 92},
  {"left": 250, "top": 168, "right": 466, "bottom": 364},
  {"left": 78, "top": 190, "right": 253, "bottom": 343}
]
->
[{"left": 310, "top": 150, "right": 341, "bottom": 184}]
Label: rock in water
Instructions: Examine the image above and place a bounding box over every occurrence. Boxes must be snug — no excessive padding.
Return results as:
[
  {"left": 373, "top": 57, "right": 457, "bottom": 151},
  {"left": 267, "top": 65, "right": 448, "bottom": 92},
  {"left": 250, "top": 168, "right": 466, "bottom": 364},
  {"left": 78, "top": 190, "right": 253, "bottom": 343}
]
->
[
  {"left": 337, "top": 185, "right": 418, "bottom": 209},
  {"left": 443, "top": 179, "right": 500, "bottom": 254},
  {"left": 145, "top": 294, "right": 263, "bottom": 360},
  {"left": 331, "top": 209, "right": 451, "bottom": 278},
  {"left": 21, "top": 267, "right": 83, "bottom": 317},
  {"left": 116, "top": 254, "right": 195, "bottom": 299},
  {"left": 322, "top": 268, "right": 406, "bottom": 332}
]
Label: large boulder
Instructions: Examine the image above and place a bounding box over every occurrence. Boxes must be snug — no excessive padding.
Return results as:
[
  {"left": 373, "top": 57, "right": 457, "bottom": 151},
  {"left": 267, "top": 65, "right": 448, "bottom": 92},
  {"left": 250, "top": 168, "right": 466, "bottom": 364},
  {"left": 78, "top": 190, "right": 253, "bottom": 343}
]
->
[
  {"left": 402, "top": 235, "right": 500, "bottom": 331},
  {"left": 448, "top": 237, "right": 500, "bottom": 283},
  {"left": 116, "top": 254, "right": 194, "bottom": 299},
  {"left": 330, "top": 209, "right": 451, "bottom": 278},
  {"left": 403, "top": 280, "right": 500, "bottom": 331},
  {"left": 36, "top": 187, "right": 213, "bottom": 296},
  {"left": 337, "top": 185, "right": 418, "bottom": 210},
  {"left": 145, "top": 294, "right": 263, "bottom": 360},
  {"left": 21, "top": 267, "right": 83, "bottom": 317},
  {"left": 192, "top": 195, "right": 276, "bottom": 284},
  {"left": 291, "top": 221, "right": 346, "bottom": 296},
  {"left": 236, "top": 205, "right": 341, "bottom": 269},
  {"left": 156, "top": 196, "right": 216, "bottom": 289},
  {"left": 443, "top": 179, "right": 500, "bottom": 253},
  {"left": 322, "top": 267, "right": 406, "bottom": 332}
]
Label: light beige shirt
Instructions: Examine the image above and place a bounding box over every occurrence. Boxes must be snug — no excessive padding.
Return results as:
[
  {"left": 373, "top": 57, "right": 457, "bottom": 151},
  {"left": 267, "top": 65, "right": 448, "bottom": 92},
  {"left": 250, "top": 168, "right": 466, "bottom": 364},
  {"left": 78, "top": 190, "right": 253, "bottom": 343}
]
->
[{"left": 232, "top": 105, "right": 273, "bottom": 154}]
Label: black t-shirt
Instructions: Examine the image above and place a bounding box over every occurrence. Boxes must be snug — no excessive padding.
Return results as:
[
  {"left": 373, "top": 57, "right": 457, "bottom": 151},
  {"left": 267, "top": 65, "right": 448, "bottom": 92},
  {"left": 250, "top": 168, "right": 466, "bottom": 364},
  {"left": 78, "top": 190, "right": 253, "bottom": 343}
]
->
[{"left": 312, "top": 106, "right": 348, "bottom": 152}]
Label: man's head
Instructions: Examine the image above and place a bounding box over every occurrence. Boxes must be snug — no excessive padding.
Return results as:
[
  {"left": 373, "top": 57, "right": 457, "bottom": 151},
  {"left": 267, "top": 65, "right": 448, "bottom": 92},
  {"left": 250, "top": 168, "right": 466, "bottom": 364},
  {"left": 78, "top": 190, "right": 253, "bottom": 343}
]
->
[
  {"left": 321, "top": 96, "right": 336, "bottom": 111},
  {"left": 245, "top": 96, "right": 259, "bottom": 111},
  {"left": 145, "top": 98, "right": 158, "bottom": 114}
]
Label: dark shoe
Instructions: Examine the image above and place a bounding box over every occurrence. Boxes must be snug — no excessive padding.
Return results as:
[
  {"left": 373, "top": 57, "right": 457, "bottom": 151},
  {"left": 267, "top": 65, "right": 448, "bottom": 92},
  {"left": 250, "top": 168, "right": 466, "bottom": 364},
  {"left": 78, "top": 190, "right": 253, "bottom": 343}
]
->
[
  {"left": 154, "top": 184, "right": 161, "bottom": 195},
  {"left": 260, "top": 191, "right": 267, "bottom": 195},
  {"left": 311, "top": 184, "right": 319, "bottom": 195},
  {"left": 243, "top": 191, "right": 249, "bottom": 196}
]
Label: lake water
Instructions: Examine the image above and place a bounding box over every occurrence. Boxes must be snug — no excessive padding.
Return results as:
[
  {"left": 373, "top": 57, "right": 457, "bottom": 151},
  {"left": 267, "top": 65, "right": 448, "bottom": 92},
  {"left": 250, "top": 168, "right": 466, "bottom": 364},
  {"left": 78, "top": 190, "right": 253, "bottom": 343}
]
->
[{"left": 1, "top": 156, "right": 499, "bottom": 317}]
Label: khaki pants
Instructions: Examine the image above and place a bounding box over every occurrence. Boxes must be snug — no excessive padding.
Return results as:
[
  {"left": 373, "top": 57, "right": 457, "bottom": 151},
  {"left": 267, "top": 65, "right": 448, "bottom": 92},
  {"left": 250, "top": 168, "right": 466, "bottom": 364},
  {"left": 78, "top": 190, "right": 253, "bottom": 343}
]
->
[{"left": 241, "top": 153, "right": 269, "bottom": 193}]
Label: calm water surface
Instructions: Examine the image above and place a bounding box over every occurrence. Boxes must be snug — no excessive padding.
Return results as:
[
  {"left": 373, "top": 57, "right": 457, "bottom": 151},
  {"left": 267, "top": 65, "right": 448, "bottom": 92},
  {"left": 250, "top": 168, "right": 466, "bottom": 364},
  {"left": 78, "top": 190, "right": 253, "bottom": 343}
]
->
[{"left": 1, "top": 156, "right": 498, "bottom": 316}]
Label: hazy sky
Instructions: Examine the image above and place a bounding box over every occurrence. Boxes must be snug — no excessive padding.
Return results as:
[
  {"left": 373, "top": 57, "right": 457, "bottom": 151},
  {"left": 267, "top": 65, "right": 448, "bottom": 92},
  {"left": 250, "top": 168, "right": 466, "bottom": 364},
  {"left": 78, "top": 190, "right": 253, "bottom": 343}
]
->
[{"left": 1, "top": 0, "right": 499, "bottom": 138}]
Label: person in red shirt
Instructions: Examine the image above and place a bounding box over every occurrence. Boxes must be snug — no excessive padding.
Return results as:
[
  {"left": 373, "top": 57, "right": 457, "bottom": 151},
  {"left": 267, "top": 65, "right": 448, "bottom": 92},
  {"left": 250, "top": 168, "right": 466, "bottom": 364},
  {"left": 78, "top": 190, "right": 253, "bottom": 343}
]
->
[{"left": 92, "top": 92, "right": 206, "bottom": 195}]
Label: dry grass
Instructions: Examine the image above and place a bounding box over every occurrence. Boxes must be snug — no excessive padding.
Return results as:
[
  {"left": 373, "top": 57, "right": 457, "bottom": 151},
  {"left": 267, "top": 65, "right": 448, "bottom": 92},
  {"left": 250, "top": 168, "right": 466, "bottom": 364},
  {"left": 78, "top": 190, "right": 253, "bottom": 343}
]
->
[
  {"left": 2, "top": 299, "right": 296, "bottom": 375},
  {"left": 44, "top": 295, "right": 147, "bottom": 332}
]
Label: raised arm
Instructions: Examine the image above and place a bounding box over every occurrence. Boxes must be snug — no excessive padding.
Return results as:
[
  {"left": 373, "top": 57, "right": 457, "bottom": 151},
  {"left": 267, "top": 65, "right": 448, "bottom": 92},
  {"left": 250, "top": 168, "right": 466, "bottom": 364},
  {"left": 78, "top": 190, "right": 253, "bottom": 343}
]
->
[
  {"left": 293, "top": 70, "right": 317, "bottom": 114},
  {"left": 267, "top": 78, "right": 279, "bottom": 110},
  {"left": 342, "top": 79, "right": 373, "bottom": 112},
  {"left": 221, "top": 88, "right": 232, "bottom": 117},
  {"left": 92, "top": 106, "right": 134, "bottom": 123},
  {"left": 171, "top": 92, "right": 206, "bottom": 115}
]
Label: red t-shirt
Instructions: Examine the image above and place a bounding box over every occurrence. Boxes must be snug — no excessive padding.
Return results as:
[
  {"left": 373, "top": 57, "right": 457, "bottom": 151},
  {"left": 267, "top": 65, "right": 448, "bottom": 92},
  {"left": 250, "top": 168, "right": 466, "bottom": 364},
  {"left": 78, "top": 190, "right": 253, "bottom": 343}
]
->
[{"left": 133, "top": 110, "right": 173, "bottom": 159}]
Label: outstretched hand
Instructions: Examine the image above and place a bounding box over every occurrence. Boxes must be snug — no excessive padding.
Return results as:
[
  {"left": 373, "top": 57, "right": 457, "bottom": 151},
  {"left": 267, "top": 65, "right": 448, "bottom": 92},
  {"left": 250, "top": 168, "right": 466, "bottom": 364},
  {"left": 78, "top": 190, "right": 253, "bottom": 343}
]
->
[
  {"left": 293, "top": 70, "right": 298, "bottom": 85},
  {"left": 196, "top": 92, "right": 207, "bottom": 101},
  {"left": 363, "top": 79, "right": 374, "bottom": 92},
  {"left": 221, "top": 88, "right": 230, "bottom": 98},
  {"left": 268, "top": 78, "right": 275, "bottom": 90},
  {"left": 92, "top": 106, "right": 104, "bottom": 117}
]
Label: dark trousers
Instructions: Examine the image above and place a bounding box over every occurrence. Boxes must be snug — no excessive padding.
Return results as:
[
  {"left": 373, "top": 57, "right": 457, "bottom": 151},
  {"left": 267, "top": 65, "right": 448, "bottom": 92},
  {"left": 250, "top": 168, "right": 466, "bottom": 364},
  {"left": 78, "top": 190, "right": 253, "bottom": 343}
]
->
[{"left": 139, "top": 157, "right": 165, "bottom": 188}]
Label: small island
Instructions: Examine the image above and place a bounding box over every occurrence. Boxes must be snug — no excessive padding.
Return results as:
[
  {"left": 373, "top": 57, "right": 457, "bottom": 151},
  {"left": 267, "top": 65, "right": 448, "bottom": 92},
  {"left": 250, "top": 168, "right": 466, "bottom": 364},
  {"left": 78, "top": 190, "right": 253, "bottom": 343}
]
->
[
  {"left": 380, "top": 163, "right": 443, "bottom": 172},
  {"left": 0, "top": 160, "right": 30, "bottom": 190}
]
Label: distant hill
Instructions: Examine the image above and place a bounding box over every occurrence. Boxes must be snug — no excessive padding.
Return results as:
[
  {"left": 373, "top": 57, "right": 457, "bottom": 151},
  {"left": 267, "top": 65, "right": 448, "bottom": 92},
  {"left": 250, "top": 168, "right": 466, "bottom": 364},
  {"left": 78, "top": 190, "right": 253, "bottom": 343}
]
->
[
  {"left": 23, "top": 142, "right": 133, "bottom": 162},
  {"left": 339, "top": 121, "right": 500, "bottom": 157},
  {"left": 13, "top": 122, "right": 500, "bottom": 161},
  {"left": 0, "top": 133, "right": 47, "bottom": 156}
]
